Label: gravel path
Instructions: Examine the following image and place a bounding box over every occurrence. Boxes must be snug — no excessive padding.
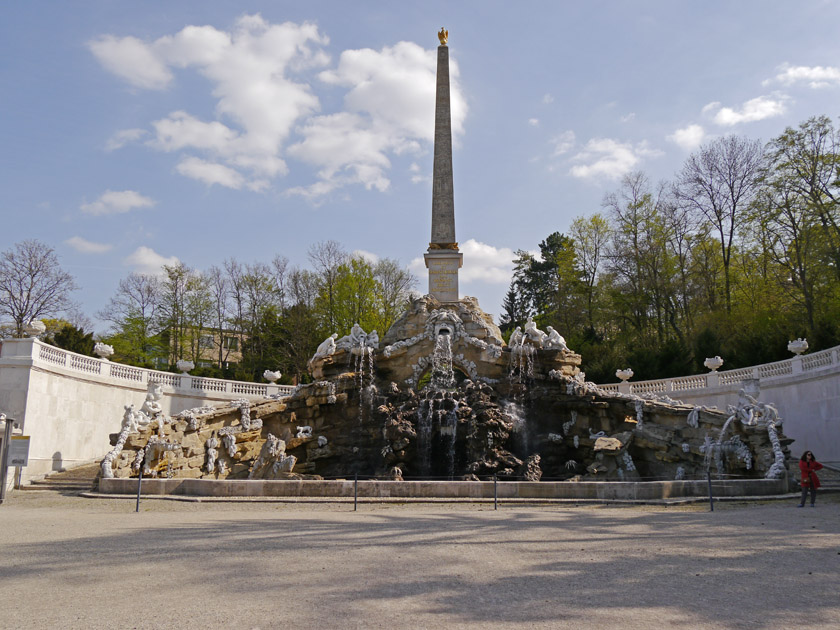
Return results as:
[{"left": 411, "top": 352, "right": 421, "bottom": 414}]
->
[{"left": 1, "top": 491, "right": 838, "bottom": 629}]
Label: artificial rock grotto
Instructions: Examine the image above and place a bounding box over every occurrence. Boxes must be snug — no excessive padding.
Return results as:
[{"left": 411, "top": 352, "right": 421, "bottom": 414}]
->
[
  {"left": 100, "top": 295, "right": 793, "bottom": 485},
  {"left": 99, "top": 29, "right": 793, "bottom": 487}
]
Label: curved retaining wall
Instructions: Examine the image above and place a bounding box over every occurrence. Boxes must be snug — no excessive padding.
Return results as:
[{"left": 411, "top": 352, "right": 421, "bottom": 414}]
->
[
  {"left": 0, "top": 338, "right": 294, "bottom": 485},
  {"left": 598, "top": 346, "right": 840, "bottom": 462}
]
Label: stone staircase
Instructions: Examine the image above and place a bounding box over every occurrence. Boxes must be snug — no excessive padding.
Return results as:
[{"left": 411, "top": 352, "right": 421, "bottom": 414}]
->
[{"left": 23, "top": 462, "right": 99, "bottom": 494}]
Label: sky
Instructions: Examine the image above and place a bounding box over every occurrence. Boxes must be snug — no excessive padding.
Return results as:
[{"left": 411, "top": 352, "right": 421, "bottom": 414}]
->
[{"left": 2, "top": 1, "right": 840, "bottom": 334}]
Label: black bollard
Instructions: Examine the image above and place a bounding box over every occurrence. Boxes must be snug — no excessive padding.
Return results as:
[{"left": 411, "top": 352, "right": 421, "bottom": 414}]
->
[
  {"left": 494, "top": 474, "right": 498, "bottom": 511},
  {"left": 354, "top": 473, "right": 358, "bottom": 512},
  {"left": 135, "top": 459, "right": 144, "bottom": 513},
  {"left": 707, "top": 471, "right": 714, "bottom": 512}
]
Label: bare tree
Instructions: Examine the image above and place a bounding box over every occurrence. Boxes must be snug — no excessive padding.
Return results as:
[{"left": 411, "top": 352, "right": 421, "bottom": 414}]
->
[
  {"left": 308, "top": 240, "right": 347, "bottom": 332},
  {"left": 676, "top": 135, "right": 764, "bottom": 313},
  {"left": 373, "top": 258, "right": 417, "bottom": 333},
  {"left": 0, "top": 240, "right": 77, "bottom": 337},
  {"left": 570, "top": 213, "right": 610, "bottom": 331},
  {"left": 97, "top": 272, "right": 162, "bottom": 363}
]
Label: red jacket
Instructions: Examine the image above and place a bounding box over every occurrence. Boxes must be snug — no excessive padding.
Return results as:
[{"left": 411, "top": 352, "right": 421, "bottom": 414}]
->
[{"left": 799, "top": 459, "right": 823, "bottom": 489}]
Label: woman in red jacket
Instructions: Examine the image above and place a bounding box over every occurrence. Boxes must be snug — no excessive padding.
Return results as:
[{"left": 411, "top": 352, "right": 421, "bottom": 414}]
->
[{"left": 798, "top": 450, "right": 823, "bottom": 507}]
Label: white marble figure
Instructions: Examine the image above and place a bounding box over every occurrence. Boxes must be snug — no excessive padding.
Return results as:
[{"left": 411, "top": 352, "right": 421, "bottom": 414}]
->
[
  {"left": 120, "top": 404, "right": 140, "bottom": 433},
  {"left": 140, "top": 381, "right": 164, "bottom": 419},
  {"left": 336, "top": 324, "right": 366, "bottom": 351},
  {"left": 544, "top": 326, "right": 570, "bottom": 351},
  {"left": 313, "top": 333, "right": 338, "bottom": 360},
  {"left": 508, "top": 326, "right": 523, "bottom": 347},
  {"left": 366, "top": 329, "right": 380, "bottom": 349},
  {"left": 524, "top": 317, "right": 547, "bottom": 346},
  {"left": 318, "top": 435, "right": 328, "bottom": 447},
  {"left": 205, "top": 434, "right": 219, "bottom": 474},
  {"left": 296, "top": 425, "right": 313, "bottom": 438}
]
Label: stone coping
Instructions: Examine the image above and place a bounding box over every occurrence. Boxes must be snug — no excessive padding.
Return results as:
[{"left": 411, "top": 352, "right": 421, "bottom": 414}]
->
[{"left": 100, "top": 477, "right": 789, "bottom": 500}]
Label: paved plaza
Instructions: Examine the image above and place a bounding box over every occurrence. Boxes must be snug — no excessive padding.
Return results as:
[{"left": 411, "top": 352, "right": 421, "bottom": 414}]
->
[{"left": 0, "top": 492, "right": 838, "bottom": 629}]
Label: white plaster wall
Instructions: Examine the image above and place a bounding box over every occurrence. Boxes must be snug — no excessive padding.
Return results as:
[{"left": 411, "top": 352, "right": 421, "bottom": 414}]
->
[{"left": 0, "top": 338, "right": 293, "bottom": 485}]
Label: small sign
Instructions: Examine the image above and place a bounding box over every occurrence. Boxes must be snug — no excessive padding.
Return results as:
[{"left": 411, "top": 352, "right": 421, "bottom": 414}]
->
[{"left": 8, "top": 436, "right": 30, "bottom": 467}]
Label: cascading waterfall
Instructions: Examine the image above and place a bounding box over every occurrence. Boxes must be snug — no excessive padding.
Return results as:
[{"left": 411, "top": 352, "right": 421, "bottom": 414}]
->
[
  {"left": 504, "top": 401, "right": 529, "bottom": 455},
  {"left": 431, "top": 333, "right": 455, "bottom": 389},
  {"left": 441, "top": 400, "right": 459, "bottom": 479},
  {"left": 417, "top": 398, "right": 434, "bottom": 476}
]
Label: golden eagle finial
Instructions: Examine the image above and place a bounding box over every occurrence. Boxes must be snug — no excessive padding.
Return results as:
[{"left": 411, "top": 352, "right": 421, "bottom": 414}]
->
[{"left": 438, "top": 27, "right": 448, "bottom": 46}]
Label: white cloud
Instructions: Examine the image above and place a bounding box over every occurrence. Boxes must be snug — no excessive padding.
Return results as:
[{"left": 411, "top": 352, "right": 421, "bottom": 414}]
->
[
  {"left": 91, "top": 17, "right": 466, "bottom": 198},
  {"left": 528, "top": 118, "right": 540, "bottom": 127},
  {"left": 90, "top": 15, "right": 327, "bottom": 191},
  {"left": 288, "top": 41, "right": 467, "bottom": 197},
  {"left": 80, "top": 190, "right": 156, "bottom": 215},
  {"left": 551, "top": 130, "right": 576, "bottom": 156},
  {"left": 764, "top": 63, "right": 840, "bottom": 89},
  {"left": 105, "top": 128, "right": 147, "bottom": 151},
  {"left": 409, "top": 239, "right": 516, "bottom": 286},
  {"left": 124, "top": 246, "right": 180, "bottom": 275},
  {"left": 176, "top": 156, "right": 247, "bottom": 189},
  {"left": 65, "top": 236, "right": 113, "bottom": 254},
  {"left": 88, "top": 35, "right": 173, "bottom": 89},
  {"left": 667, "top": 124, "right": 706, "bottom": 150},
  {"left": 542, "top": 93, "right": 554, "bottom": 104},
  {"left": 569, "top": 138, "right": 661, "bottom": 180},
  {"left": 703, "top": 95, "right": 787, "bottom": 126},
  {"left": 352, "top": 249, "right": 379, "bottom": 264},
  {"left": 620, "top": 113, "right": 636, "bottom": 123},
  {"left": 409, "top": 162, "right": 430, "bottom": 185}
]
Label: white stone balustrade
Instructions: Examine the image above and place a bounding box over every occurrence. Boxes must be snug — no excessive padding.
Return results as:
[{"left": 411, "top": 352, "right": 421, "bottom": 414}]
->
[{"left": 0, "top": 337, "right": 294, "bottom": 485}]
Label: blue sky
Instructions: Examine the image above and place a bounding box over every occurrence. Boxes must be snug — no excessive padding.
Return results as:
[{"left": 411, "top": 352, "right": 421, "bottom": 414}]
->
[{"left": 2, "top": 1, "right": 840, "bottom": 333}]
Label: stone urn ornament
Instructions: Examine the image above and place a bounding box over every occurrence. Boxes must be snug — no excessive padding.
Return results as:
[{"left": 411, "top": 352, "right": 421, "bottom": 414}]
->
[
  {"left": 176, "top": 359, "right": 195, "bottom": 375},
  {"left": 787, "top": 338, "right": 808, "bottom": 356},
  {"left": 24, "top": 320, "right": 46, "bottom": 338},
  {"left": 263, "top": 369, "right": 282, "bottom": 383},
  {"left": 704, "top": 356, "right": 724, "bottom": 372},
  {"left": 615, "top": 368, "right": 634, "bottom": 382},
  {"left": 94, "top": 342, "right": 114, "bottom": 361}
]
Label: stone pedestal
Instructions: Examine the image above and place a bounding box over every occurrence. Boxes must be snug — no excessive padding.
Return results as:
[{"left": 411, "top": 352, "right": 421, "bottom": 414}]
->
[{"left": 424, "top": 249, "right": 463, "bottom": 302}]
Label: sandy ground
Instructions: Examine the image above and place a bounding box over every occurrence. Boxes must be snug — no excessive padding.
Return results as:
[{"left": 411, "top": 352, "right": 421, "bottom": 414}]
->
[{"left": 0, "top": 491, "right": 838, "bottom": 630}]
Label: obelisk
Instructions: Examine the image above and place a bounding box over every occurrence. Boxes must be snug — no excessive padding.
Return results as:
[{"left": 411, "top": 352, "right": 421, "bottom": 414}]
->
[{"left": 424, "top": 27, "right": 463, "bottom": 303}]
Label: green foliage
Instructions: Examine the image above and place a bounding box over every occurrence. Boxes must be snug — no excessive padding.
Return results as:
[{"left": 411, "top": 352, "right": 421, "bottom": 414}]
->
[
  {"left": 42, "top": 319, "right": 95, "bottom": 356},
  {"left": 512, "top": 115, "right": 840, "bottom": 382}
]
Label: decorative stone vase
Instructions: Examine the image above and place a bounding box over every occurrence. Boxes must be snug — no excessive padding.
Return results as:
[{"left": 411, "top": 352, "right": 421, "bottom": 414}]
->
[
  {"left": 24, "top": 320, "right": 46, "bottom": 337},
  {"left": 615, "top": 368, "right": 634, "bottom": 382},
  {"left": 704, "top": 356, "right": 724, "bottom": 372},
  {"left": 263, "top": 369, "right": 282, "bottom": 383},
  {"left": 94, "top": 342, "right": 114, "bottom": 361},
  {"left": 176, "top": 360, "right": 195, "bottom": 375},
  {"left": 787, "top": 338, "right": 808, "bottom": 356}
]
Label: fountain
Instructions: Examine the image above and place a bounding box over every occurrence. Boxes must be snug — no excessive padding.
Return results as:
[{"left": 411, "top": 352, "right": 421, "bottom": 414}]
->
[{"left": 98, "top": 29, "right": 793, "bottom": 491}]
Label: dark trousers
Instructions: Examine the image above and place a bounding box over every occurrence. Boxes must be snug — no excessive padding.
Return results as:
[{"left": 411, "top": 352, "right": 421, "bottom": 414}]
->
[{"left": 800, "top": 485, "right": 816, "bottom": 506}]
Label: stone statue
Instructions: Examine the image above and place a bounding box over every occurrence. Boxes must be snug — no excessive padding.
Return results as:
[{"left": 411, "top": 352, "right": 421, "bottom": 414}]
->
[
  {"left": 336, "top": 324, "right": 366, "bottom": 351},
  {"left": 313, "top": 333, "right": 338, "bottom": 360},
  {"left": 524, "top": 317, "right": 547, "bottom": 346},
  {"left": 366, "top": 329, "right": 379, "bottom": 349},
  {"left": 120, "top": 404, "right": 140, "bottom": 433},
  {"left": 205, "top": 434, "right": 219, "bottom": 474},
  {"left": 140, "top": 381, "right": 164, "bottom": 419},
  {"left": 544, "top": 326, "right": 570, "bottom": 352},
  {"left": 509, "top": 326, "right": 523, "bottom": 347},
  {"left": 438, "top": 27, "right": 448, "bottom": 45}
]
